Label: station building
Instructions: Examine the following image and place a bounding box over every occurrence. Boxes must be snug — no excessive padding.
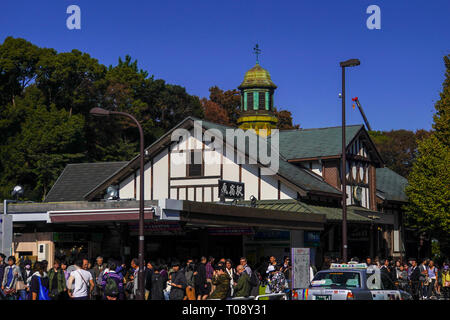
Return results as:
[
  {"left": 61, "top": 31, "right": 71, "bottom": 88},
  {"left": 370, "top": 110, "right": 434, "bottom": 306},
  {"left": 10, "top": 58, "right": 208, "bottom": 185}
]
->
[{"left": 4, "top": 61, "right": 412, "bottom": 268}]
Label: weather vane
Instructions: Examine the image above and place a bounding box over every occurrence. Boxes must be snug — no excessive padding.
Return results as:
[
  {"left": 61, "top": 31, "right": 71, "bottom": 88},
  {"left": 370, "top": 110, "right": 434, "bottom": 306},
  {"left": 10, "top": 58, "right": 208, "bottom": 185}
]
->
[{"left": 253, "top": 43, "right": 261, "bottom": 64}]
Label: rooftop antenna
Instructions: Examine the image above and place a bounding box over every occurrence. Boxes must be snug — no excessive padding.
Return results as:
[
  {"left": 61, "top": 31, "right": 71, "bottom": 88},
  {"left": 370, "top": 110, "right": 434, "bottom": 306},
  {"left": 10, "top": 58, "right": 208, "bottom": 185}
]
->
[{"left": 253, "top": 43, "right": 261, "bottom": 64}]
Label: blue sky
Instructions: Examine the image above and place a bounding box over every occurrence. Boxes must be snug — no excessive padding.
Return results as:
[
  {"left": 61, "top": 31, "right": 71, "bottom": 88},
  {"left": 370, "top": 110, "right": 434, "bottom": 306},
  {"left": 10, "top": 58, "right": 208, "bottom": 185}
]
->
[{"left": 1, "top": 0, "right": 449, "bottom": 131}]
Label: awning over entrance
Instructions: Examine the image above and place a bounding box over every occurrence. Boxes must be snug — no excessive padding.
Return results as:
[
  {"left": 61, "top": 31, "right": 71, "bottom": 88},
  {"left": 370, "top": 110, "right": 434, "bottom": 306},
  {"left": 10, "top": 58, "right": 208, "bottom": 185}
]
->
[
  {"left": 236, "top": 199, "right": 394, "bottom": 225},
  {"left": 7, "top": 199, "right": 326, "bottom": 231},
  {"left": 179, "top": 200, "right": 325, "bottom": 231}
]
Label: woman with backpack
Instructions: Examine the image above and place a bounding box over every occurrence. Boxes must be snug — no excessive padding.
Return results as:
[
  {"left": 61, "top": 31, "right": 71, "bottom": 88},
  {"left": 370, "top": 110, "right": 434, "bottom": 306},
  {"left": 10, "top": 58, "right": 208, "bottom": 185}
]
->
[
  {"left": 30, "top": 261, "right": 50, "bottom": 300},
  {"left": 101, "top": 260, "right": 124, "bottom": 300}
]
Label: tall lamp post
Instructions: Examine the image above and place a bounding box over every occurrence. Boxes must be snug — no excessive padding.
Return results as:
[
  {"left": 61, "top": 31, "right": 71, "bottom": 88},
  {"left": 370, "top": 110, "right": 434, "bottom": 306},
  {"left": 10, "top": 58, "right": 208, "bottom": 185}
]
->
[
  {"left": 339, "top": 59, "right": 360, "bottom": 263},
  {"left": 90, "top": 107, "right": 145, "bottom": 300}
]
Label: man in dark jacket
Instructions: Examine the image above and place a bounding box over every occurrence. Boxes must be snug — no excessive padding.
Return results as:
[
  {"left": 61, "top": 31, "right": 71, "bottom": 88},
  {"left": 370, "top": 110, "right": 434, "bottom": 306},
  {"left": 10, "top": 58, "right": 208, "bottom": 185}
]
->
[
  {"left": 92, "top": 256, "right": 107, "bottom": 300},
  {"left": 150, "top": 264, "right": 166, "bottom": 300},
  {"left": 409, "top": 258, "right": 421, "bottom": 300},
  {"left": 0, "top": 253, "right": 5, "bottom": 300},
  {"left": 195, "top": 256, "right": 208, "bottom": 300},
  {"left": 234, "top": 265, "right": 251, "bottom": 297},
  {"left": 169, "top": 261, "right": 187, "bottom": 300},
  {"left": 145, "top": 261, "right": 154, "bottom": 300}
]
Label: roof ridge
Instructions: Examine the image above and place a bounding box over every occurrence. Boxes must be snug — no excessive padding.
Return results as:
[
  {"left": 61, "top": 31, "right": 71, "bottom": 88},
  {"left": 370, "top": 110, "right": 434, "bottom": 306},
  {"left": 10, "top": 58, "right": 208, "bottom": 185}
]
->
[
  {"left": 280, "top": 124, "right": 364, "bottom": 132},
  {"left": 66, "top": 161, "right": 128, "bottom": 166}
]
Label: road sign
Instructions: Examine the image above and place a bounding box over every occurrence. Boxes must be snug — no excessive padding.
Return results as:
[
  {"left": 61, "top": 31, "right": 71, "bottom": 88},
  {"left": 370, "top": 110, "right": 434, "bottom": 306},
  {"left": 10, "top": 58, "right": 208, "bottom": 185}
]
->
[{"left": 0, "top": 214, "right": 13, "bottom": 256}]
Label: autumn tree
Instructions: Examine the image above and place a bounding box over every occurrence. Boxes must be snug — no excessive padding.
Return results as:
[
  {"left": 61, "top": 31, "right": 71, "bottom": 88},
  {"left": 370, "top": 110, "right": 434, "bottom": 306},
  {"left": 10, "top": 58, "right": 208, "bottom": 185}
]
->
[
  {"left": 200, "top": 98, "right": 231, "bottom": 125},
  {"left": 209, "top": 86, "right": 241, "bottom": 124},
  {"left": 274, "top": 108, "right": 300, "bottom": 130}
]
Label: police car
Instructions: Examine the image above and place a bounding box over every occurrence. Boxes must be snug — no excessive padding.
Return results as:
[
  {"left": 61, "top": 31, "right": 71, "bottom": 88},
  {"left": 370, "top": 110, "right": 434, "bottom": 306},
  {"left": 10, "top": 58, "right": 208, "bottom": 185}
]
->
[{"left": 304, "top": 263, "right": 412, "bottom": 300}]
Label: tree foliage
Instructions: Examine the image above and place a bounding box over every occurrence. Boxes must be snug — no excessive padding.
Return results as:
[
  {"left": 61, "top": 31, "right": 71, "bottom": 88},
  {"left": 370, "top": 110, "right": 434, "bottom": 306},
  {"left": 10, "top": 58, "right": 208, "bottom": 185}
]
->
[
  {"left": 405, "top": 55, "right": 450, "bottom": 250},
  {"left": 0, "top": 37, "right": 203, "bottom": 201},
  {"left": 369, "top": 129, "right": 430, "bottom": 177}
]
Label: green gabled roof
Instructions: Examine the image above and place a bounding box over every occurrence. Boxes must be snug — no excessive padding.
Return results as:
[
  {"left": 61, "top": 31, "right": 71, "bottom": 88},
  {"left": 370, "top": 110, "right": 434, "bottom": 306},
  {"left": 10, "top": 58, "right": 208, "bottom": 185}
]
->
[
  {"left": 277, "top": 125, "right": 364, "bottom": 160},
  {"left": 376, "top": 167, "right": 408, "bottom": 202},
  {"left": 45, "top": 162, "right": 128, "bottom": 202},
  {"left": 237, "top": 199, "right": 314, "bottom": 214},
  {"left": 196, "top": 117, "right": 341, "bottom": 196},
  {"left": 236, "top": 199, "right": 373, "bottom": 222}
]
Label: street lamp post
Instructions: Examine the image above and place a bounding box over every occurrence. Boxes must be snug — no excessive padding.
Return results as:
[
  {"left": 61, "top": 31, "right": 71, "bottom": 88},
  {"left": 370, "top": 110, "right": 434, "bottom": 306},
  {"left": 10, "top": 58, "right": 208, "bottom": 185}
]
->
[
  {"left": 339, "top": 59, "right": 360, "bottom": 263},
  {"left": 90, "top": 107, "right": 145, "bottom": 300}
]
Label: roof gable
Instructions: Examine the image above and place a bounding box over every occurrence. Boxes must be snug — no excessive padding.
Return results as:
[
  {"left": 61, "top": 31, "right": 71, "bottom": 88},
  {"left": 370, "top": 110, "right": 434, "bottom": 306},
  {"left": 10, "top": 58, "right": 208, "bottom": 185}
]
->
[
  {"left": 376, "top": 167, "right": 408, "bottom": 202},
  {"left": 277, "top": 125, "right": 363, "bottom": 160},
  {"left": 45, "top": 162, "right": 128, "bottom": 202}
]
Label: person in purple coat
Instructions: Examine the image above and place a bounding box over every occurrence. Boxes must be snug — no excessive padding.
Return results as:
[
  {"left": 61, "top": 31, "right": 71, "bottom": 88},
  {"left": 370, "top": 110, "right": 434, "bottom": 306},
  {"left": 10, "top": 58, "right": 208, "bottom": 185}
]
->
[{"left": 101, "top": 260, "right": 124, "bottom": 300}]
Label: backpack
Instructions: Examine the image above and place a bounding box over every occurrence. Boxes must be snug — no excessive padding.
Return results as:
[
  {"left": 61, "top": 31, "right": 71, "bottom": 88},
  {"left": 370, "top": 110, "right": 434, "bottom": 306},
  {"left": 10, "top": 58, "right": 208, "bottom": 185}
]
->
[
  {"left": 249, "top": 271, "right": 259, "bottom": 287},
  {"left": 38, "top": 276, "right": 50, "bottom": 300},
  {"left": 104, "top": 274, "right": 119, "bottom": 297}
]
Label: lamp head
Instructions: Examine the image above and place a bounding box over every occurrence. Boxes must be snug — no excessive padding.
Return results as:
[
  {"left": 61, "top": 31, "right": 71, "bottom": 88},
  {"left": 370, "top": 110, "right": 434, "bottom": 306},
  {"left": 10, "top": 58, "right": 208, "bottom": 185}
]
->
[
  {"left": 90, "top": 107, "right": 111, "bottom": 116},
  {"left": 340, "top": 59, "right": 360, "bottom": 68},
  {"left": 11, "top": 185, "right": 24, "bottom": 199}
]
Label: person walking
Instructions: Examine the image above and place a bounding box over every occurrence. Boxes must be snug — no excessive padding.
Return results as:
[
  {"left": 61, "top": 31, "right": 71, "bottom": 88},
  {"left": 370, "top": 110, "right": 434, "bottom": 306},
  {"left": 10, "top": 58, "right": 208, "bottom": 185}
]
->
[
  {"left": 150, "top": 264, "right": 166, "bottom": 300},
  {"left": 30, "top": 261, "right": 50, "bottom": 300},
  {"left": 195, "top": 256, "right": 208, "bottom": 300},
  {"left": 47, "top": 259, "right": 67, "bottom": 300},
  {"left": 0, "top": 253, "right": 5, "bottom": 300},
  {"left": 427, "top": 260, "right": 438, "bottom": 299},
  {"left": 184, "top": 258, "right": 196, "bottom": 300},
  {"left": 267, "top": 265, "right": 286, "bottom": 294},
  {"left": 441, "top": 265, "right": 450, "bottom": 300},
  {"left": 225, "top": 259, "right": 237, "bottom": 297},
  {"left": 233, "top": 264, "right": 251, "bottom": 298},
  {"left": 1, "top": 256, "right": 22, "bottom": 300},
  {"left": 409, "top": 258, "right": 421, "bottom": 300},
  {"left": 208, "top": 265, "right": 231, "bottom": 300},
  {"left": 397, "top": 264, "right": 409, "bottom": 292},
  {"left": 61, "top": 260, "right": 70, "bottom": 287},
  {"left": 92, "top": 256, "right": 107, "bottom": 300},
  {"left": 205, "top": 256, "right": 215, "bottom": 295},
  {"left": 419, "top": 259, "right": 429, "bottom": 299},
  {"left": 67, "top": 259, "right": 94, "bottom": 300},
  {"left": 169, "top": 261, "right": 187, "bottom": 300},
  {"left": 101, "top": 260, "right": 124, "bottom": 300}
]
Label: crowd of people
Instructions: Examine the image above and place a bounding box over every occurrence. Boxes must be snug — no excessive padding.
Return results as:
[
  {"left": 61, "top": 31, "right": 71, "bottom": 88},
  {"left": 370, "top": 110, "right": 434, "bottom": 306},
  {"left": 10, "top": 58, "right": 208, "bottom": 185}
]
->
[
  {"left": 1, "top": 251, "right": 449, "bottom": 301},
  {"left": 0, "top": 253, "right": 292, "bottom": 300}
]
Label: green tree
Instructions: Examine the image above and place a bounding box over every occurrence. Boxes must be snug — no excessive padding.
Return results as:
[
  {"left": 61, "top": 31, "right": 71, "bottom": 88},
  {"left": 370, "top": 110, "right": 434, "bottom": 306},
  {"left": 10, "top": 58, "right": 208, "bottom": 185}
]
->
[
  {"left": 0, "top": 89, "right": 85, "bottom": 200},
  {"left": 0, "top": 38, "right": 205, "bottom": 200},
  {"left": 405, "top": 55, "right": 450, "bottom": 254}
]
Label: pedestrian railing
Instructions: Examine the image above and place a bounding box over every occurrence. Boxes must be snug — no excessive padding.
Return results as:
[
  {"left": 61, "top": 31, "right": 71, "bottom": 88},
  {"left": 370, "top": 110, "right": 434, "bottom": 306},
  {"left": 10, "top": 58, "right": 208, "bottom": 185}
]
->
[
  {"left": 254, "top": 293, "right": 287, "bottom": 300},
  {"left": 229, "top": 296, "right": 255, "bottom": 300}
]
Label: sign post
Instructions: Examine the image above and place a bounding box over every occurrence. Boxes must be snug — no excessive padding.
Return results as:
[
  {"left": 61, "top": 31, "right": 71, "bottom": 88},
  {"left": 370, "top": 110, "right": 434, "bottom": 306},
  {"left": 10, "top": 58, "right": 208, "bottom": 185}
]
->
[
  {"left": 0, "top": 213, "right": 13, "bottom": 256},
  {"left": 291, "top": 247, "right": 310, "bottom": 300}
]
